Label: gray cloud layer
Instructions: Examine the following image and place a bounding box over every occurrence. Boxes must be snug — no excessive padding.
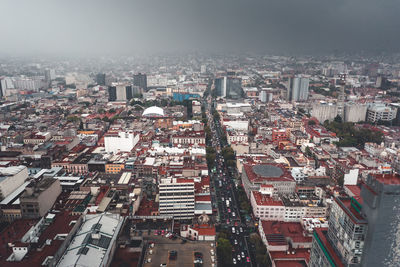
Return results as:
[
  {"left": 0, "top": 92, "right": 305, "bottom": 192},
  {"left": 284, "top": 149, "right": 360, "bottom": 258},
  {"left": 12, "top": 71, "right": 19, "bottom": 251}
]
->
[{"left": 0, "top": 0, "right": 399, "bottom": 56}]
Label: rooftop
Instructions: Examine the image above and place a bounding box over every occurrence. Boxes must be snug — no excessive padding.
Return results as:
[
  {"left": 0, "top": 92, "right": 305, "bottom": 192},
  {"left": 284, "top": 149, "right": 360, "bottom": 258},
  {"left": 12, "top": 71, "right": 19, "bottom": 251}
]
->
[
  {"left": 253, "top": 164, "right": 284, "bottom": 177},
  {"left": 252, "top": 191, "right": 283, "bottom": 206},
  {"left": 244, "top": 163, "right": 294, "bottom": 183},
  {"left": 373, "top": 173, "right": 400, "bottom": 185}
]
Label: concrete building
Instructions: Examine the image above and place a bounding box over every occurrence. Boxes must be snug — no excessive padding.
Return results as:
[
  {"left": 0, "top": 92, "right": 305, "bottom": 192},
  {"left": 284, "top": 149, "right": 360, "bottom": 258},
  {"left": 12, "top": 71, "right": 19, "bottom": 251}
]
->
[
  {"left": 250, "top": 186, "right": 285, "bottom": 221},
  {"left": 242, "top": 163, "right": 296, "bottom": 197},
  {"left": 309, "top": 196, "right": 367, "bottom": 267},
  {"left": 133, "top": 72, "right": 147, "bottom": 90},
  {"left": 215, "top": 76, "right": 243, "bottom": 99},
  {"left": 56, "top": 213, "right": 124, "bottom": 267},
  {"left": 20, "top": 178, "right": 62, "bottom": 219},
  {"left": 0, "top": 165, "right": 28, "bottom": 200},
  {"left": 360, "top": 173, "right": 400, "bottom": 267},
  {"left": 287, "top": 76, "right": 309, "bottom": 102},
  {"left": 158, "top": 177, "right": 195, "bottom": 220},
  {"left": 311, "top": 102, "right": 338, "bottom": 122},
  {"left": 328, "top": 197, "right": 367, "bottom": 266},
  {"left": 367, "top": 104, "right": 397, "bottom": 123},
  {"left": 108, "top": 84, "right": 136, "bottom": 101},
  {"left": 344, "top": 104, "right": 367, "bottom": 123},
  {"left": 104, "top": 131, "right": 140, "bottom": 153}
]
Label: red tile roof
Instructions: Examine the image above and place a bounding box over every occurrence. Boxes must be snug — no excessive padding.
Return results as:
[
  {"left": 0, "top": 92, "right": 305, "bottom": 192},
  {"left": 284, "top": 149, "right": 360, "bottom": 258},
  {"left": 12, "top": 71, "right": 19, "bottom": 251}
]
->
[
  {"left": 261, "top": 221, "right": 312, "bottom": 245},
  {"left": 252, "top": 191, "right": 284, "bottom": 206},
  {"left": 195, "top": 195, "right": 211, "bottom": 202},
  {"left": 191, "top": 225, "right": 216, "bottom": 236}
]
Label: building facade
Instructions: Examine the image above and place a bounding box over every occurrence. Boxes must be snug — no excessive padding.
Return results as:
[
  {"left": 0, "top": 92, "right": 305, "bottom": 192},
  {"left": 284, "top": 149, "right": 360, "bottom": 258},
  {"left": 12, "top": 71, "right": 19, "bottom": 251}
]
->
[
  {"left": 158, "top": 178, "right": 195, "bottom": 219},
  {"left": 360, "top": 173, "right": 400, "bottom": 267},
  {"left": 20, "top": 178, "right": 62, "bottom": 219}
]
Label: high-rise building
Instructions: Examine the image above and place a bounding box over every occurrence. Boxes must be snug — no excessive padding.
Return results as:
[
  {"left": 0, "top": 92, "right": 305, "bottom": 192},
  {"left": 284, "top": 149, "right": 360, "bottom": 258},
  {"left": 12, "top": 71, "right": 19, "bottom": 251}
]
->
[
  {"left": 214, "top": 76, "right": 242, "bottom": 99},
  {"left": 309, "top": 196, "right": 368, "bottom": 267},
  {"left": 96, "top": 73, "right": 106, "bottom": 86},
  {"left": 200, "top": 64, "right": 207, "bottom": 74},
  {"left": 287, "top": 76, "right": 309, "bottom": 102},
  {"left": 0, "top": 79, "right": 6, "bottom": 98},
  {"left": 44, "top": 69, "right": 56, "bottom": 82},
  {"left": 133, "top": 73, "right": 147, "bottom": 91},
  {"left": 108, "top": 84, "right": 135, "bottom": 101},
  {"left": 158, "top": 178, "right": 195, "bottom": 219},
  {"left": 360, "top": 173, "right": 400, "bottom": 266}
]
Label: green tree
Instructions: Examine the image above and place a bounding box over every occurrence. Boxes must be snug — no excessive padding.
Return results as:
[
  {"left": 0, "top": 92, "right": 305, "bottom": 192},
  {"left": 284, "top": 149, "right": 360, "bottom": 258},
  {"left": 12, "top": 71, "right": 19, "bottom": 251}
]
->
[
  {"left": 308, "top": 120, "right": 316, "bottom": 126},
  {"left": 216, "top": 238, "right": 232, "bottom": 266},
  {"left": 334, "top": 115, "right": 343, "bottom": 123}
]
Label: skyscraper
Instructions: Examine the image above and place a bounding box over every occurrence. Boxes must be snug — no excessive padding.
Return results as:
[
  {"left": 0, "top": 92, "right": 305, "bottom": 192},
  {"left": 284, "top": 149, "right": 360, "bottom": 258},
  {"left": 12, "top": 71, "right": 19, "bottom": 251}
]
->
[
  {"left": 44, "top": 69, "right": 55, "bottom": 82},
  {"left": 133, "top": 73, "right": 147, "bottom": 91},
  {"left": 214, "top": 76, "right": 242, "bottom": 99},
  {"left": 108, "top": 84, "right": 135, "bottom": 102},
  {"left": 96, "top": 73, "right": 106, "bottom": 86},
  {"left": 0, "top": 79, "right": 5, "bottom": 98},
  {"left": 360, "top": 173, "right": 400, "bottom": 267},
  {"left": 287, "top": 76, "right": 309, "bottom": 102}
]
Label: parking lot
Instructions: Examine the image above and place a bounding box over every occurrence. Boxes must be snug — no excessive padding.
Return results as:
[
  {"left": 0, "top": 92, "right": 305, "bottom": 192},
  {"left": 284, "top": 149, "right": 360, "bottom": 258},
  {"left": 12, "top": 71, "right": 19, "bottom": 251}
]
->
[{"left": 142, "top": 235, "right": 216, "bottom": 267}]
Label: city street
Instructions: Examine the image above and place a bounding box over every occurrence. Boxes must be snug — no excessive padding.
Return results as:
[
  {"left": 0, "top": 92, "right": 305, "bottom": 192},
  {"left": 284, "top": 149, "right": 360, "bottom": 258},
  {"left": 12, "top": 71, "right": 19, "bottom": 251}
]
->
[{"left": 206, "top": 98, "right": 254, "bottom": 267}]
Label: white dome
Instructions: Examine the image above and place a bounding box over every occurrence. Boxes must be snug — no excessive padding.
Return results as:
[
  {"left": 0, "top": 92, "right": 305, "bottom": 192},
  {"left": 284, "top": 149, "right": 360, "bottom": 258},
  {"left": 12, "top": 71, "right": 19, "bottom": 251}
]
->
[{"left": 142, "top": 106, "right": 164, "bottom": 117}]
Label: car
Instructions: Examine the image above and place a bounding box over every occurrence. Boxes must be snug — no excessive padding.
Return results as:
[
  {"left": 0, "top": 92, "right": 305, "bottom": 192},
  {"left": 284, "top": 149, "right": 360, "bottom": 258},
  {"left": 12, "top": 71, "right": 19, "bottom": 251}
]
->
[
  {"left": 181, "top": 239, "right": 187, "bottom": 244},
  {"left": 227, "top": 208, "right": 231, "bottom": 213},
  {"left": 241, "top": 252, "right": 245, "bottom": 258},
  {"left": 160, "top": 264, "right": 167, "bottom": 267},
  {"left": 232, "top": 212, "right": 236, "bottom": 217},
  {"left": 226, "top": 219, "right": 230, "bottom": 224},
  {"left": 239, "top": 227, "right": 243, "bottom": 233},
  {"left": 234, "top": 239, "right": 238, "bottom": 245},
  {"left": 169, "top": 250, "right": 178, "bottom": 260},
  {"left": 194, "top": 252, "right": 203, "bottom": 259},
  {"left": 232, "top": 258, "right": 237, "bottom": 265},
  {"left": 232, "top": 227, "right": 236, "bottom": 234},
  {"left": 237, "top": 254, "right": 241, "bottom": 261},
  {"left": 246, "top": 257, "right": 250, "bottom": 263}
]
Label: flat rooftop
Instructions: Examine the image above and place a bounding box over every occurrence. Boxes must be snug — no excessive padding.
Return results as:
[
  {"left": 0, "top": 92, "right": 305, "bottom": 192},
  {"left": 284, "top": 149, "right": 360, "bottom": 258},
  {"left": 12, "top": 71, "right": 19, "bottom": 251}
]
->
[{"left": 253, "top": 164, "right": 284, "bottom": 177}]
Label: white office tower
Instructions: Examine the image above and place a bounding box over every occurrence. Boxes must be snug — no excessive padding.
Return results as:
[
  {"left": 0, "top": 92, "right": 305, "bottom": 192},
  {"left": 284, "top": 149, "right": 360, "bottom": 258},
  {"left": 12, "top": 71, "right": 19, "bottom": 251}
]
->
[
  {"left": 104, "top": 131, "right": 139, "bottom": 153},
  {"left": 159, "top": 178, "right": 195, "bottom": 220},
  {"left": 287, "top": 76, "right": 309, "bottom": 102}
]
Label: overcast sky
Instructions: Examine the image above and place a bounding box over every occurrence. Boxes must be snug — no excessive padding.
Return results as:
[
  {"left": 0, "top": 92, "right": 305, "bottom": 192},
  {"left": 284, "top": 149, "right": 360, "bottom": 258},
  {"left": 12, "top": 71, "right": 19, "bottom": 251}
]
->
[{"left": 1, "top": 0, "right": 399, "bottom": 56}]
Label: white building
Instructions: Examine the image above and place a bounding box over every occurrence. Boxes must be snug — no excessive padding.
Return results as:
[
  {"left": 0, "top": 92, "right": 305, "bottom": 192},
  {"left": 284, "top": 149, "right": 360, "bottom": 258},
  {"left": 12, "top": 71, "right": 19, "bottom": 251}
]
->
[
  {"left": 158, "top": 178, "right": 195, "bottom": 220},
  {"left": 250, "top": 186, "right": 286, "bottom": 221},
  {"left": 222, "top": 120, "right": 249, "bottom": 131},
  {"left": 56, "top": 213, "right": 124, "bottom": 267},
  {"left": 0, "top": 165, "right": 28, "bottom": 200},
  {"left": 104, "top": 131, "right": 139, "bottom": 153},
  {"left": 367, "top": 104, "right": 397, "bottom": 122},
  {"left": 343, "top": 169, "right": 359, "bottom": 185}
]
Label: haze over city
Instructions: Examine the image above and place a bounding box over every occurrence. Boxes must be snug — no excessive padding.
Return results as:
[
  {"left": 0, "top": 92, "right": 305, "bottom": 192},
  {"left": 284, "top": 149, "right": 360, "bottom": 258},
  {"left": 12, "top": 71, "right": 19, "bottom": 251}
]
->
[{"left": 1, "top": 0, "right": 400, "bottom": 56}]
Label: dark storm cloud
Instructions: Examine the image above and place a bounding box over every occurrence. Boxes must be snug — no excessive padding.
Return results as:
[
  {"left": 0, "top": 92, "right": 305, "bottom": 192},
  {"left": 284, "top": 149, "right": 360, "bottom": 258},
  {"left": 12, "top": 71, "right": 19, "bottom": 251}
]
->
[{"left": 0, "top": 0, "right": 399, "bottom": 56}]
